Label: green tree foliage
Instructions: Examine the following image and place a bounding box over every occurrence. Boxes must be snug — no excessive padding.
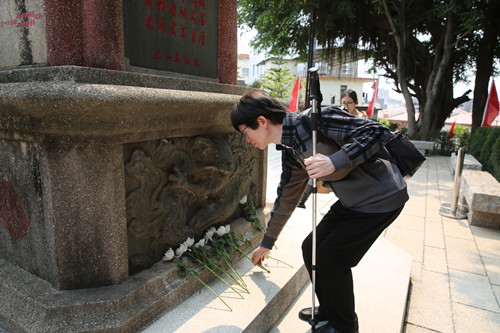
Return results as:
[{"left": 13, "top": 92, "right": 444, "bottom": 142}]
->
[
  {"left": 238, "top": 0, "right": 498, "bottom": 139},
  {"left": 378, "top": 119, "right": 399, "bottom": 132},
  {"left": 248, "top": 80, "right": 261, "bottom": 88},
  {"left": 260, "top": 59, "right": 295, "bottom": 101}
]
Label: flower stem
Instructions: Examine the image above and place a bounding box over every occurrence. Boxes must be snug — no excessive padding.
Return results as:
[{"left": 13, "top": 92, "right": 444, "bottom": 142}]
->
[
  {"left": 189, "top": 255, "right": 245, "bottom": 299},
  {"left": 197, "top": 249, "right": 248, "bottom": 293},
  {"left": 192, "top": 274, "right": 232, "bottom": 311},
  {"left": 222, "top": 258, "right": 249, "bottom": 292},
  {"left": 265, "top": 255, "right": 294, "bottom": 268},
  {"left": 221, "top": 247, "right": 248, "bottom": 290},
  {"left": 235, "top": 247, "right": 271, "bottom": 273}
]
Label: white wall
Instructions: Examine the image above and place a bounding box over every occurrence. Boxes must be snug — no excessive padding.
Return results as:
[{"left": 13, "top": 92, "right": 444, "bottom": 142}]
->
[
  {"left": 237, "top": 57, "right": 250, "bottom": 85},
  {"left": 320, "top": 78, "right": 371, "bottom": 106}
]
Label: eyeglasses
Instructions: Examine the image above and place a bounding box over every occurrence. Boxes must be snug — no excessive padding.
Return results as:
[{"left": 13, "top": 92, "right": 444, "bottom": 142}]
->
[
  {"left": 342, "top": 102, "right": 354, "bottom": 106},
  {"left": 240, "top": 125, "right": 249, "bottom": 135}
]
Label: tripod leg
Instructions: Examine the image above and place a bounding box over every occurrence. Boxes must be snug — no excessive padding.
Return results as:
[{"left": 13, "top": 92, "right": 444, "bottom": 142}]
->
[{"left": 309, "top": 179, "right": 318, "bottom": 330}]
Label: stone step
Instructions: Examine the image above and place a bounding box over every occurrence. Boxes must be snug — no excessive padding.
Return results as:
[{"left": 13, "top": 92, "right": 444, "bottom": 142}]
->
[
  {"left": 271, "top": 237, "right": 413, "bottom": 333},
  {"left": 141, "top": 208, "right": 310, "bottom": 333},
  {"left": 142, "top": 208, "right": 413, "bottom": 333}
]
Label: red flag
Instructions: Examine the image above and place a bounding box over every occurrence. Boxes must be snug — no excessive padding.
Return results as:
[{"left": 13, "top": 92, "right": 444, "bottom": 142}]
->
[
  {"left": 287, "top": 76, "right": 302, "bottom": 112},
  {"left": 367, "top": 78, "right": 379, "bottom": 117},
  {"left": 448, "top": 121, "right": 456, "bottom": 139},
  {"left": 481, "top": 80, "right": 499, "bottom": 127}
]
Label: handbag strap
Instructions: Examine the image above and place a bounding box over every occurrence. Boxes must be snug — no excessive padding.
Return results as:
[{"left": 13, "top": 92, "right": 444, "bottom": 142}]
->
[
  {"left": 301, "top": 109, "right": 393, "bottom": 163},
  {"left": 300, "top": 109, "right": 338, "bottom": 146}
]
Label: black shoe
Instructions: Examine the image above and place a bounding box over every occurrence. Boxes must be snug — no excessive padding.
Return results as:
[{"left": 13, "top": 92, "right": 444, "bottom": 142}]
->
[
  {"left": 297, "top": 202, "right": 306, "bottom": 208},
  {"left": 314, "top": 323, "right": 340, "bottom": 333},
  {"left": 298, "top": 306, "right": 327, "bottom": 322},
  {"left": 314, "top": 323, "right": 359, "bottom": 333}
]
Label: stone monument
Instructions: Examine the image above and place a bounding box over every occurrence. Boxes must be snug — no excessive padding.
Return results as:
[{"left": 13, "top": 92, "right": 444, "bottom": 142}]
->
[{"left": 0, "top": 1, "right": 267, "bottom": 331}]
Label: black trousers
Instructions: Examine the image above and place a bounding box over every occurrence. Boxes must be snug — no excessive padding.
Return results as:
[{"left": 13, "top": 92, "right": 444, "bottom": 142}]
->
[{"left": 301, "top": 200, "right": 404, "bottom": 333}]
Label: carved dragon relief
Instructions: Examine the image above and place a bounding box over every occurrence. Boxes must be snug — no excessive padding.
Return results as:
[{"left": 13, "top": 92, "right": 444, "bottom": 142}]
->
[{"left": 124, "top": 133, "right": 259, "bottom": 273}]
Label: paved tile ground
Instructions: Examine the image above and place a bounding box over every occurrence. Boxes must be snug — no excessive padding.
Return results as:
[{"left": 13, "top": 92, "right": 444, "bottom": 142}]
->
[
  {"left": 389, "top": 155, "right": 500, "bottom": 333},
  {"left": 267, "top": 148, "right": 500, "bottom": 332}
]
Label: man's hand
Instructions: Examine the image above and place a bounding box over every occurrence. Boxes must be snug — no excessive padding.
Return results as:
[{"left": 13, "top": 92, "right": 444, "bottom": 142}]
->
[
  {"left": 251, "top": 246, "right": 270, "bottom": 265},
  {"left": 304, "top": 153, "right": 335, "bottom": 178}
]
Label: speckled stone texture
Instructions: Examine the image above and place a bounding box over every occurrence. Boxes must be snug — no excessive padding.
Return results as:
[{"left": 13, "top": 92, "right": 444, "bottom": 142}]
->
[
  {"left": 0, "top": 66, "right": 258, "bottom": 290},
  {"left": 218, "top": 0, "right": 237, "bottom": 85},
  {"left": 44, "top": 0, "right": 236, "bottom": 82},
  {"left": 0, "top": 1, "right": 47, "bottom": 68},
  {"left": 45, "top": 0, "right": 125, "bottom": 70},
  {"left": 460, "top": 170, "right": 500, "bottom": 228}
]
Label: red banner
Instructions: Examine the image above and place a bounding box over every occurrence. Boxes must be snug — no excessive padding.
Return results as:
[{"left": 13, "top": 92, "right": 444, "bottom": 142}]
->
[{"left": 481, "top": 80, "right": 499, "bottom": 127}]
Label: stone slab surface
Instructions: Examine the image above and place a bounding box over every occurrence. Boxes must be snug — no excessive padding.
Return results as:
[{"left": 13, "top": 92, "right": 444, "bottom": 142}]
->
[
  {"left": 449, "top": 269, "right": 500, "bottom": 312},
  {"left": 0, "top": 80, "right": 241, "bottom": 144},
  {"left": 142, "top": 208, "right": 311, "bottom": 333},
  {"left": 449, "top": 152, "right": 482, "bottom": 175},
  {"left": 410, "top": 140, "right": 434, "bottom": 150},
  {"left": 0, "top": 66, "right": 248, "bottom": 95},
  {"left": 460, "top": 170, "right": 500, "bottom": 228},
  {"left": 271, "top": 236, "right": 413, "bottom": 333},
  {"left": 461, "top": 170, "right": 500, "bottom": 214},
  {"left": 384, "top": 156, "right": 500, "bottom": 332},
  {"left": 142, "top": 207, "right": 412, "bottom": 333},
  {"left": 0, "top": 218, "right": 266, "bottom": 333}
]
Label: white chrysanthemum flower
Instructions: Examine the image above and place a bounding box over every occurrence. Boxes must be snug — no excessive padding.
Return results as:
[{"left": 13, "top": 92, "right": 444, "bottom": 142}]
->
[
  {"left": 162, "top": 248, "right": 175, "bottom": 261},
  {"left": 239, "top": 195, "right": 247, "bottom": 205},
  {"left": 194, "top": 238, "right": 205, "bottom": 248},
  {"left": 175, "top": 243, "right": 188, "bottom": 257},
  {"left": 185, "top": 237, "right": 195, "bottom": 247},
  {"left": 216, "top": 226, "right": 227, "bottom": 237},
  {"left": 204, "top": 227, "right": 216, "bottom": 241},
  {"left": 224, "top": 224, "right": 230, "bottom": 233},
  {"left": 243, "top": 232, "right": 252, "bottom": 242}
]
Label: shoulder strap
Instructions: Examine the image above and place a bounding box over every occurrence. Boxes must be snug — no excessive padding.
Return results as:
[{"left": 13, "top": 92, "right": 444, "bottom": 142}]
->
[{"left": 300, "top": 109, "right": 331, "bottom": 144}]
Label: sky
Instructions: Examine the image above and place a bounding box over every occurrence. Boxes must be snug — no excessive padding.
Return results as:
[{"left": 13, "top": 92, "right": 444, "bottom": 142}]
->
[{"left": 237, "top": 27, "right": 255, "bottom": 55}]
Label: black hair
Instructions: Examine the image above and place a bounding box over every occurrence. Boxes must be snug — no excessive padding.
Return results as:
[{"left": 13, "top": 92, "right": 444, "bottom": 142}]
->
[
  {"left": 341, "top": 89, "right": 358, "bottom": 103},
  {"left": 230, "top": 90, "right": 287, "bottom": 131}
]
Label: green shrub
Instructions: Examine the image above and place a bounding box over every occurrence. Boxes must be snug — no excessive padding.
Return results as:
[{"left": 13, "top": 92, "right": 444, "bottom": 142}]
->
[
  {"left": 378, "top": 119, "right": 390, "bottom": 127},
  {"left": 453, "top": 125, "right": 470, "bottom": 149},
  {"left": 469, "top": 127, "right": 500, "bottom": 182},
  {"left": 378, "top": 119, "right": 399, "bottom": 132},
  {"left": 388, "top": 122, "right": 399, "bottom": 131},
  {"left": 428, "top": 126, "right": 470, "bottom": 156},
  {"left": 433, "top": 131, "right": 455, "bottom": 156},
  {"left": 469, "top": 127, "right": 491, "bottom": 157},
  {"left": 489, "top": 136, "right": 500, "bottom": 182},
  {"left": 479, "top": 128, "right": 500, "bottom": 167}
]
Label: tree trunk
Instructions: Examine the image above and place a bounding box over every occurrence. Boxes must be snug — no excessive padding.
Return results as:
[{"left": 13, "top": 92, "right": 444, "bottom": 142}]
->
[
  {"left": 414, "top": 0, "right": 456, "bottom": 140},
  {"left": 472, "top": 0, "right": 500, "bottom": 130},
  {"left": 379, "top": 0, "right": 418, "bottom": 137}
]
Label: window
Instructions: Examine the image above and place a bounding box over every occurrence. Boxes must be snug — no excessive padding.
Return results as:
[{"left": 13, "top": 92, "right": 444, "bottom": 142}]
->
[{"left": 340, "top": 85, "right": 347, "bottom": 96}]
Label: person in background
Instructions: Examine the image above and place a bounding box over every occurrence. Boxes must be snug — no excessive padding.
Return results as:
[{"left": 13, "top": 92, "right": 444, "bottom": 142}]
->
[
  {"left": 297, "top": 89, "right": 366, "bottom": 208},
  {"left": 340, "top": 89, "right": 367, "bottom": 120}
]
